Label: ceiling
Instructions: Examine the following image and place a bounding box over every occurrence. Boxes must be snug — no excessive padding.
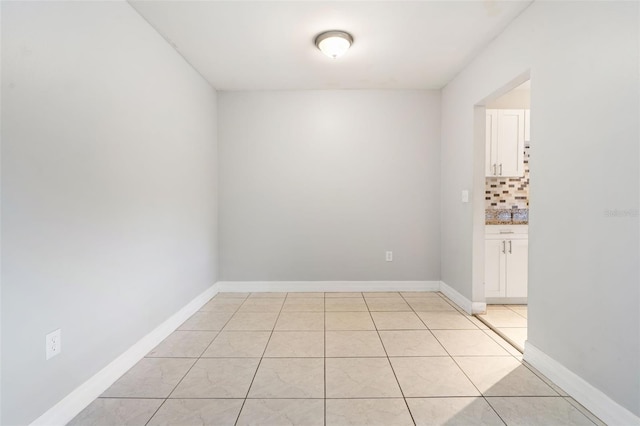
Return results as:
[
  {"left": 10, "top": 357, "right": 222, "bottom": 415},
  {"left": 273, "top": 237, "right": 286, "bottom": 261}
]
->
[{"left": 129, "top": 1, "right": 533, "bottom": 90}]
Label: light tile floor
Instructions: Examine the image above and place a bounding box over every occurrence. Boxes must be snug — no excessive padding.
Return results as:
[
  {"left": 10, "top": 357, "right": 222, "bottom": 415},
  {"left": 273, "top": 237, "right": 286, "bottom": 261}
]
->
[
  {"left": 70, "top": 292, "right": 605, "bottom": 426},
  {"left": 477, "top": 305, "right": 528, "bottom": 352}
]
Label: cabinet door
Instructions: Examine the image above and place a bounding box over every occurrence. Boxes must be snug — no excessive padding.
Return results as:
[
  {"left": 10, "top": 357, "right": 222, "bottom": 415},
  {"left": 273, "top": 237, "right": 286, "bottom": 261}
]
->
[
  {"left": 485, "top": 239, "right": 506, "bottom": 297},
  {"left": 485, "top": 109, "right": 498, "bottom": 176},
  {"left": 496, "top": 109, "right": 525, "bottom": 177},
  {"left": 506, "top": 239, "right": 528, "bottom": 297}
]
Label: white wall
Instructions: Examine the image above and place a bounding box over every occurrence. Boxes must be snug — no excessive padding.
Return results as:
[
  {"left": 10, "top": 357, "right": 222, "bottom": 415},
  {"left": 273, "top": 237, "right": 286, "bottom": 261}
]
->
[
  {"left": 1, "top": 2, "right": 218, "bottom": 424},
  {"left": 218, "top": 90, "right": 440, "bottom": 282},
  {"left": 441, "top": 0, "right": 639, "bottom": 420}
]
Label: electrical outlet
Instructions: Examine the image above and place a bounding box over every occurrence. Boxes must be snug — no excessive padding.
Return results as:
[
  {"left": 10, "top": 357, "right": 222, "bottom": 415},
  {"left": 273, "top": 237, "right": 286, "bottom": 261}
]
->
[
  {"left": 46, "top": 329, "right": 61, "bottom": 360},
  {"left": 385, "top": 251, "right": 393, "bottom": 262},
  {"left": 461, "top": 190, "right": 469, "bottom": 203}
]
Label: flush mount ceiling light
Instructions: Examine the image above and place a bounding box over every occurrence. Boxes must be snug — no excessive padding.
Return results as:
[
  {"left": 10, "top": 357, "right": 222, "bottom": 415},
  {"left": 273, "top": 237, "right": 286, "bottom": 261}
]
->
[{"left": 315, "top": 30, "right": 353, "bottom": 59}]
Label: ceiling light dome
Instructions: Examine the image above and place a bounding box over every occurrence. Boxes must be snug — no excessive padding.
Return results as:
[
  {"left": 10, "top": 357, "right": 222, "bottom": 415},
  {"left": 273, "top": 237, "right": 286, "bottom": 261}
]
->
[{"left": 315, "top": 30, "right": 353, "bottom": 59}]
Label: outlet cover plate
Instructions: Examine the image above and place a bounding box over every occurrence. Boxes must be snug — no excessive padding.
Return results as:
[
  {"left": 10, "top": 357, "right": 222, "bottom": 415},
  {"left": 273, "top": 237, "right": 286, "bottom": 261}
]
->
[{"left": 46, "top": 329, "right": 61, "bottom": 360}]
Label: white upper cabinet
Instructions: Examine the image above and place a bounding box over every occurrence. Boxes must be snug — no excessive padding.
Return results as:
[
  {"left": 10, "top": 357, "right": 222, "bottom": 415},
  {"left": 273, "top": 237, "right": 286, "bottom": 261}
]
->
[
  {"left": 497, "top": 109, "right": 525, "bottom": 177},
  {"left": 485, "top": 109, "right": 498, "bottom": 176},
  {"left": 524, "top": 109, "right": 531, "bottom": 142},
  {"left": 486, "top": 109, "right": 525, "bottom": 177}
]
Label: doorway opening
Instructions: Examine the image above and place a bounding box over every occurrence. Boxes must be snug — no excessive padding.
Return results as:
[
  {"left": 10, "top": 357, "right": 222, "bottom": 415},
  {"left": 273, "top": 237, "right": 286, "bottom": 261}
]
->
[{"left": 471, "top": 75, "right": 531, "bottom": 353}]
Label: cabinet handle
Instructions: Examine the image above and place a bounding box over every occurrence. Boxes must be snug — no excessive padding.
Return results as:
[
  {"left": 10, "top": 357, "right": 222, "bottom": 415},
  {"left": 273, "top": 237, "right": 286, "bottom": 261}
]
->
[
  {"left": 493, "top": 164, "right": 497, "bottom": 175},
  {"left": 509, "top": 240, "right": 512, "bottom": 254},
  {"left": 499, "top": 164, "right": 503, "bottom": 175},
  {"left": 502, "top": 241, "right": 506, "bottom": 254}
]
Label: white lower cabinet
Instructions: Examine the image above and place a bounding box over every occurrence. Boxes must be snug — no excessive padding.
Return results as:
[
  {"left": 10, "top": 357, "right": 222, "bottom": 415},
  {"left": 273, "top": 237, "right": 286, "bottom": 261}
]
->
[
  {"left": 506, "top": 239, "right": 528, "bottom": 297},
  {"left": 485, "top": 239, "right": 506, "bottom": 297},
  {"left": 485, "top": 233, "right": 528, "bottom": 298}
]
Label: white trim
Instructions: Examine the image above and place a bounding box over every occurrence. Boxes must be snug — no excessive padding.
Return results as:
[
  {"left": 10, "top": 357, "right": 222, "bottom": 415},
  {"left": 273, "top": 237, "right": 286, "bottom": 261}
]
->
[
  {"left": 524, "top": 342, "right": 640, "bottom": 426},
  {"left": 30, "top": 283, "right": 219, "bottom": 426},
  {"left": 485, "top": 297, "right": 528, "bottom": 305},
  {"left": 216, "top": 280, "right": 441, "bottom": 293},
  {"left": 439, "top": 281, "right": 486, "bottom": 314},
  {"left": 470, "top": 302, "right": 487, "bottom": 314}
]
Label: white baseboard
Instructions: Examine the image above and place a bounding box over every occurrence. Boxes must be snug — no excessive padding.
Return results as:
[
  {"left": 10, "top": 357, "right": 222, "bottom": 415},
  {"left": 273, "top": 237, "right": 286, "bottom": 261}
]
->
[
  {"left": 439, "top": 281, "right": 486, "bottom": 314},
  {"left": 30, "top": 283, "right": 219, "bottom": 426},
  {"left": 524, "top": 342, "right": 640, "bottom": 426},
  {"left": 216, "top": 280, "right": 441, "bottom": 293}
]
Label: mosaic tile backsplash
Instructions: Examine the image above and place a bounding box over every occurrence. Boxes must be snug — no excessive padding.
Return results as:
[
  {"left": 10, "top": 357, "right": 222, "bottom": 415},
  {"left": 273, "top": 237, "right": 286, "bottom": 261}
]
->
[{"left": 485, "top": 144, "right": 530, "bottom": 210}]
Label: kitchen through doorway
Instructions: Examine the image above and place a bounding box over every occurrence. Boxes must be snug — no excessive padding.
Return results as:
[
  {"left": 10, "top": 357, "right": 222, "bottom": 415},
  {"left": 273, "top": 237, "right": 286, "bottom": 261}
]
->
[{"left": 474, "top": 78, "right": 531, "bottom": 353}]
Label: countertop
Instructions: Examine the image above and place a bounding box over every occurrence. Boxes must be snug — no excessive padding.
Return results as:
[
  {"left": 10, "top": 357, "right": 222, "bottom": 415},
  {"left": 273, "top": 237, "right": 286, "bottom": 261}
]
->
[{"left": 486, "top": 208, "right": 528, "bottom": 225}]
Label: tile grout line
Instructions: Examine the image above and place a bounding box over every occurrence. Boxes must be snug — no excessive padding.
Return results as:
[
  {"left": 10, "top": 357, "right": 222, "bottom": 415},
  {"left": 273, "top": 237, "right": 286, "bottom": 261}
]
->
[
  {"left": 323, "top": 292, "right": 327, "bottom": 426},
  {"left": 477, "top": 324, "right": 525, "bottom": 360},
  {"left": 519, "top": 360, "right": 569, "bottom": 399},
  {"left": 143, "top": 294, "right": 250, "bottom": 426},
  {"left": 504, "top": 304, "right": 528, "bottom": 320},
  {"left": 141, "top": 395, "right": 169, "bottom": 423},
  {"left": 198, "top": 296, "right": 251, "bottom": 357},
  {"left": 142, "top": 354, "right": 534, "bottom": 359},
  {"left": 233, "top": 292, "right": 287, "bottom": 426},
  {"left": 561, "top": 397, "right": 602, "bottom": 426},
  {"left": 473, "top": 312, "right": 524, "bottom": 354},
  {"left": 481, "top": 397, "right": 511, "bottom": 426},
  {"left": 363, "top": 293, "right": 417, "bottom": 426},
  {"left": 429, "top": 335, "right": 508, "bottom": 426},
  {"left": 400, "top": 292, "right": 509, "bottom": 426},
  {"left": 438, "top": 295, "right": 523, "bottom": 360},
  {"left": 98, "top": 394, "right": 579, "bottom": 400},
  {"left": 458, "top": 324, "right": 559, "bottom": 422}
]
